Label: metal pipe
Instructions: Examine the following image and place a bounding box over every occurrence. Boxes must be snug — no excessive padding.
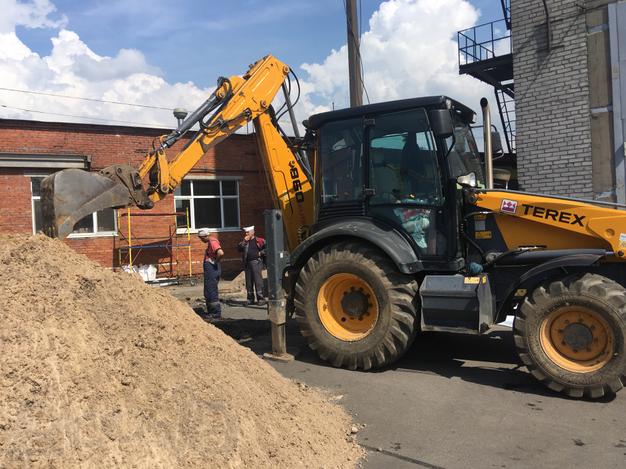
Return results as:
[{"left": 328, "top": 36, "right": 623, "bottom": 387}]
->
[
  {"left": 186, "top": 207, "right": 192, "bottom": 278},
  {"left": 281, "top": 82, "right": 301, "bottom": 139},
  {"left": 127, "top": 207, "right": 133, "bottom": 267},
  {"left": 263, "top": 209, "right": 294, "bottom": 362},
  {"left": 480, "top": 97, "right": 494, "bottom": 189},
  {"left": 542, "top": 0, "right": 552, "bottom": 51},
  {"left": 161, "top": 93, "right": 220, "bottom": 148},
  {"left": 280, "top": 81, "right": 313, "bottom": 183}
]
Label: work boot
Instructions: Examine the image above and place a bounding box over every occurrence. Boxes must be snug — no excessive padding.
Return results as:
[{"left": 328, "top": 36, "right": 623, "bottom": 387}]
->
[{"left": 206, "top": 301, "right": 221, "bottom": 318}]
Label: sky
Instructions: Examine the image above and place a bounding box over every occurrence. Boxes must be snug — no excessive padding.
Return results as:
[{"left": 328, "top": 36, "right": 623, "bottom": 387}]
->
[{"left": 0, "top": 0, "right": 507, "bottom": 136}]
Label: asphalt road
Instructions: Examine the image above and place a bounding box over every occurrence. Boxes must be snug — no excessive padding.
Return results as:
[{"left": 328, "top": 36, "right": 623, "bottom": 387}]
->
[{"left": 179, "top": 294, "right": 626, "bottom": 469}]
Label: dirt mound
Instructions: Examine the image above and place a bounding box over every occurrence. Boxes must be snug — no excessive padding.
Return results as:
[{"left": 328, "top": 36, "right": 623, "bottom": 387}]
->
[{"left": 0, "top": 235, "right": 362, "bottom": 468}]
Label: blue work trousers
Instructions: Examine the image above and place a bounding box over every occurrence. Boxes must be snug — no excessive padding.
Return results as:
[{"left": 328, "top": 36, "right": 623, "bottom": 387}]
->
[{"left": 203, "top": 260, "right": 221, "bottom": 315}]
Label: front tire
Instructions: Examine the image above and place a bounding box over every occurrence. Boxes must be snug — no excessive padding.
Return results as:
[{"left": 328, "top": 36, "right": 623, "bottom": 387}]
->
[
  {"left": 294, "top": 242, "right": 418, "bottom": 370},
  {"left": 514, "top": 274, "right": 626, "bottom": 398}
]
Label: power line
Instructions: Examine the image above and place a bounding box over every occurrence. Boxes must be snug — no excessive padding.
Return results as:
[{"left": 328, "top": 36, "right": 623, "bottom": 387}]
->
[
  {"left": 0, "top": 86, "right": 173, "bottom": 111},
  {"left": 0, "top": 102, "right": 172, "bottom": 128}
]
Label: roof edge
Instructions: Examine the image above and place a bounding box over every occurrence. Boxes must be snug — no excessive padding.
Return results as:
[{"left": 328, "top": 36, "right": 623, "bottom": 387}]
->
[{"left": 306, "top": 96, "right": 476, "bottom": 130}]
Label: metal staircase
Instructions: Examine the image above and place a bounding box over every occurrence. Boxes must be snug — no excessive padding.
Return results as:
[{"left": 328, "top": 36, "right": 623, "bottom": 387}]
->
[
  {"left": 457, "top": 0, "right": 515, "bottom": 154},
  {"left": 495, "top": 86, "right": 515, "bottom": 155},
  {"left": 501, "top": 0, "right": 511, "bottom": 29}
]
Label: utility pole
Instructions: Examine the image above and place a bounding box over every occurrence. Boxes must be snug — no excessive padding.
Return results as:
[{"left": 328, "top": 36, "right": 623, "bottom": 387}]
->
[{"left": 346, "top": 0, "right": 363, "bottom": 107}]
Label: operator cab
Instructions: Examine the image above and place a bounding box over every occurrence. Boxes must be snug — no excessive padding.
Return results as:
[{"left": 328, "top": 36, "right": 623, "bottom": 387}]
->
[{"left": 307, "top": 96, "right": 483, "bottom": 270}]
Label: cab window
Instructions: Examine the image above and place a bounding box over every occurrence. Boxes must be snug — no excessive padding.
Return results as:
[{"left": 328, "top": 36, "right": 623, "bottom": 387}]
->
[
  {"left": 318, "top": 118, "right": 364, "bottom": 204},
  {"left": 446, "top": 116, "right": 484, "bottom": 187},
  {"left": 369, "top": 108, "right": 442, "bottom": 206}
]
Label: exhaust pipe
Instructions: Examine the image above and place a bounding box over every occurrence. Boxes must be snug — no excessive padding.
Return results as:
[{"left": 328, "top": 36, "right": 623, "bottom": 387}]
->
[{"left": 480, "top": 97, "right": 494, "bottom": 190}]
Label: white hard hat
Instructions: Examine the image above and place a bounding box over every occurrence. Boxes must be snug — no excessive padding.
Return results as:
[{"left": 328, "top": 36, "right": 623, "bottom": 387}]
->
[
  {"left": 198, "top": 228, "right": 210, "bottom": 237},
  {"left": 243, "top": 225, "right": 255, "bottom": 232}
]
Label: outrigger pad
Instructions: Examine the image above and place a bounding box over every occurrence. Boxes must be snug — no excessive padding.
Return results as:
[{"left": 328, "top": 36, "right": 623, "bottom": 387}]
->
[{"left": 41, "top": 169, "right": 135, "bottom": 239}]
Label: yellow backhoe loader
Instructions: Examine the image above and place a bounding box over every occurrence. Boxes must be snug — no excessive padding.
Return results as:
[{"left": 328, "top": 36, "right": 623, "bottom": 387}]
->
[{"left": 41, "top": 55, "right": 626, "bottom": 399}]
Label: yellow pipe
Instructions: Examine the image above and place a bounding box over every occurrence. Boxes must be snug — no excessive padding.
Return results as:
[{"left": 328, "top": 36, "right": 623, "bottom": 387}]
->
[
  {"left": 127, "top": 207, "right": 133, "bottom": 267},
  {"left": 113, "top": 210, "right": 122, "bottom": 269},
  {"left": 186, "top": 207, "right": 192, "bottom": 277}
]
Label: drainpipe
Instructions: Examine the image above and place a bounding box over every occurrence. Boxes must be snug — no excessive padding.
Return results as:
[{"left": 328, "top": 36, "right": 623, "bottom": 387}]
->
[{"left": 542, "top": 0, "right": 552, "bottom": 51}]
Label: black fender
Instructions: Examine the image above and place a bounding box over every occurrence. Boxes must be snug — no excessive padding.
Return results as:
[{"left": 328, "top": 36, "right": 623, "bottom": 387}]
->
[
  {"left": 495, "top": 252, "right": 605, "bottom": 323},
  {"left": 289, "top": 218, "right": 422, "bottom": 275}
]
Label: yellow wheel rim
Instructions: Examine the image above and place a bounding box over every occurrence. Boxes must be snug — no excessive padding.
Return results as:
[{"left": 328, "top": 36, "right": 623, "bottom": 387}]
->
[
  {"left": 539, "top": 305, "right": 614, "bottom": 373},
  {"left": 317, "top": 273, "right": 379, "bottom": 342}
]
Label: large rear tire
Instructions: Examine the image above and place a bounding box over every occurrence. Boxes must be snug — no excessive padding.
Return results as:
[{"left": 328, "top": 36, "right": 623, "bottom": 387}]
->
[
  {"left": 514, "top": 273, "right": 626, "bottom": 398},
  {"left": 294, "top": 242, "right": 419, "bottom": 370}
]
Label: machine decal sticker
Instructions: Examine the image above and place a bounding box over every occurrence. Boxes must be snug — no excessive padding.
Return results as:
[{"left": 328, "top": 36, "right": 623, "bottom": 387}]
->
[
  {"left": 500, "top": 199, "right": 518, "bottom": 214},
  {"left": 521, "top": 204, "right": 586, "bottom": 226},
  {"left": 288, "top": 161, "right": 305, "bottom": 203}
]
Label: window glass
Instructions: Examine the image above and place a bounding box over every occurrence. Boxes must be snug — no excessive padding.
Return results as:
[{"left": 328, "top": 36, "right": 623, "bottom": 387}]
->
[
  {"left": 173, "top": 179, "right": 241, "bottom": 231},
  {"left": 446, "top": 117, "right": 485, "bottom": 187},
  {"left": 319, "top": 118, "right": 364, "bottom": 203},
  {"left": 174, "top": 180, "right": 191, "bottom": 196},
  {"left": 367, "top": 108, "right": 446, "bottom": 257},
  {"left": 97, "top": 208, "right": 116, "bottom": 232},
  {"left": 369, "top": 108, "right": 442, "bottom": 206},
  {"left": 194, "top": 198, "right": 221, "bottom": 228},
  {"left": 73, "top": 214, "right": 94, "bottom": 233},
  {"left": 222, "top": 180, "right": 237, "bottom": 195},
  {"left": 223, "top": 198, "right": 239, "bottom": 227},
  {"left": 194, "top": 180, "right": 220, "bottom": 196},
  {"left": 31, "top": 178, "right": 42, "bottom": 197},
  {"left": 175, "top": 199, "right": 191, "bottom": 229},
  {"left": 33, "top": 199, "right": 42, "bottom": 232}
]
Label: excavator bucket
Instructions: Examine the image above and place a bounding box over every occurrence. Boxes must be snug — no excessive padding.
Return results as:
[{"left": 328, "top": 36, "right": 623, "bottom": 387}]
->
[{"left": 40, "top": 168, "right": 139, "bottom": 239}]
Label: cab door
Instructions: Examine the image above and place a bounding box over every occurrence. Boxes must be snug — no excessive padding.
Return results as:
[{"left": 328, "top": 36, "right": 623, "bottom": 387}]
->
[{"left": 366, "top": 108, "right": 453, "bottom": 265}]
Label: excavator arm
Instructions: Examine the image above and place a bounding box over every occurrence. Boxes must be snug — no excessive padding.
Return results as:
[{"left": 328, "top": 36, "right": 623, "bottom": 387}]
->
[{"left": 41, "top": 55, "right": 314, "bottom": 250}]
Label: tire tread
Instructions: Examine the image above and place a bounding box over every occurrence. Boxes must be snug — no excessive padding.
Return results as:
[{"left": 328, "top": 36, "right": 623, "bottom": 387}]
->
[
  {"left": 294, "top": 243, "right": 419, "bottom": 370},
  {"left": 514, "top": 273, "right": 626, "bottom": 399}
]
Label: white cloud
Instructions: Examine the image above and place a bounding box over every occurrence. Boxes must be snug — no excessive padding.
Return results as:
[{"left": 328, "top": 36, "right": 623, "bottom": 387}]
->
[
  {"left": 0, "top": 1, "right": 209, "bottom": 128},
  {"left": 296, "top": 0, "right": 494, "bottom": 134},
  {"left": 0, "top": 0, "right": 66, "bottom": 33},
  {"left": 0, "top": 0, "right": 495, "bottom": 137}
]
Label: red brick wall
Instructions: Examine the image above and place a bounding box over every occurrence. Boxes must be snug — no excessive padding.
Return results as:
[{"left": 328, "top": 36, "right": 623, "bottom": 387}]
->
[
  {"left": 0, "top": 168, "right": 33, "bottom": 232},
  {"left": 0, "top": 119, "right": 273, "bottom": 277}
]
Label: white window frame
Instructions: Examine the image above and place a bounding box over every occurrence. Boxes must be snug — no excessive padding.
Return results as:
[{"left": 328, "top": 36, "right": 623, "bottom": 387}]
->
[
  {"left": 28, "top": 174, "right": 117, "bottom": 238},
  {"left": 174, "top": 176, "right": 242, "bottom": 234}
]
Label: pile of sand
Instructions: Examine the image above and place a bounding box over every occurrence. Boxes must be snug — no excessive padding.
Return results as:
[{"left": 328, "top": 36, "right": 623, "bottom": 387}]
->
[{"left": 0, "top": 235, "right": 362, "bottom": 468}]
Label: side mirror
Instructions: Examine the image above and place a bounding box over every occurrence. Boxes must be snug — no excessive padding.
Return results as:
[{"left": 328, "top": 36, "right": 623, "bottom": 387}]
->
[
  {"left": 491, "top": 129, "right": 503, "bottom": 155},
  {"left": 429, "top": 109, "right": 454, "bottom": 138},
  {"left": 457, "top": 172, "right": 477, "bottom": 188}
]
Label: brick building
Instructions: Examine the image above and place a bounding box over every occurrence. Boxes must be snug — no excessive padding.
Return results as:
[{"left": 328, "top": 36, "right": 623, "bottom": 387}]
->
[
  {"left": 512, "top": 0, "right": 616, "bottom": 200},
  {"left": 0, "top": 118, "right": 273, "bottom": 277},
  {"left": 459, "top": 0, "right": 626, "bottom": 202}
]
